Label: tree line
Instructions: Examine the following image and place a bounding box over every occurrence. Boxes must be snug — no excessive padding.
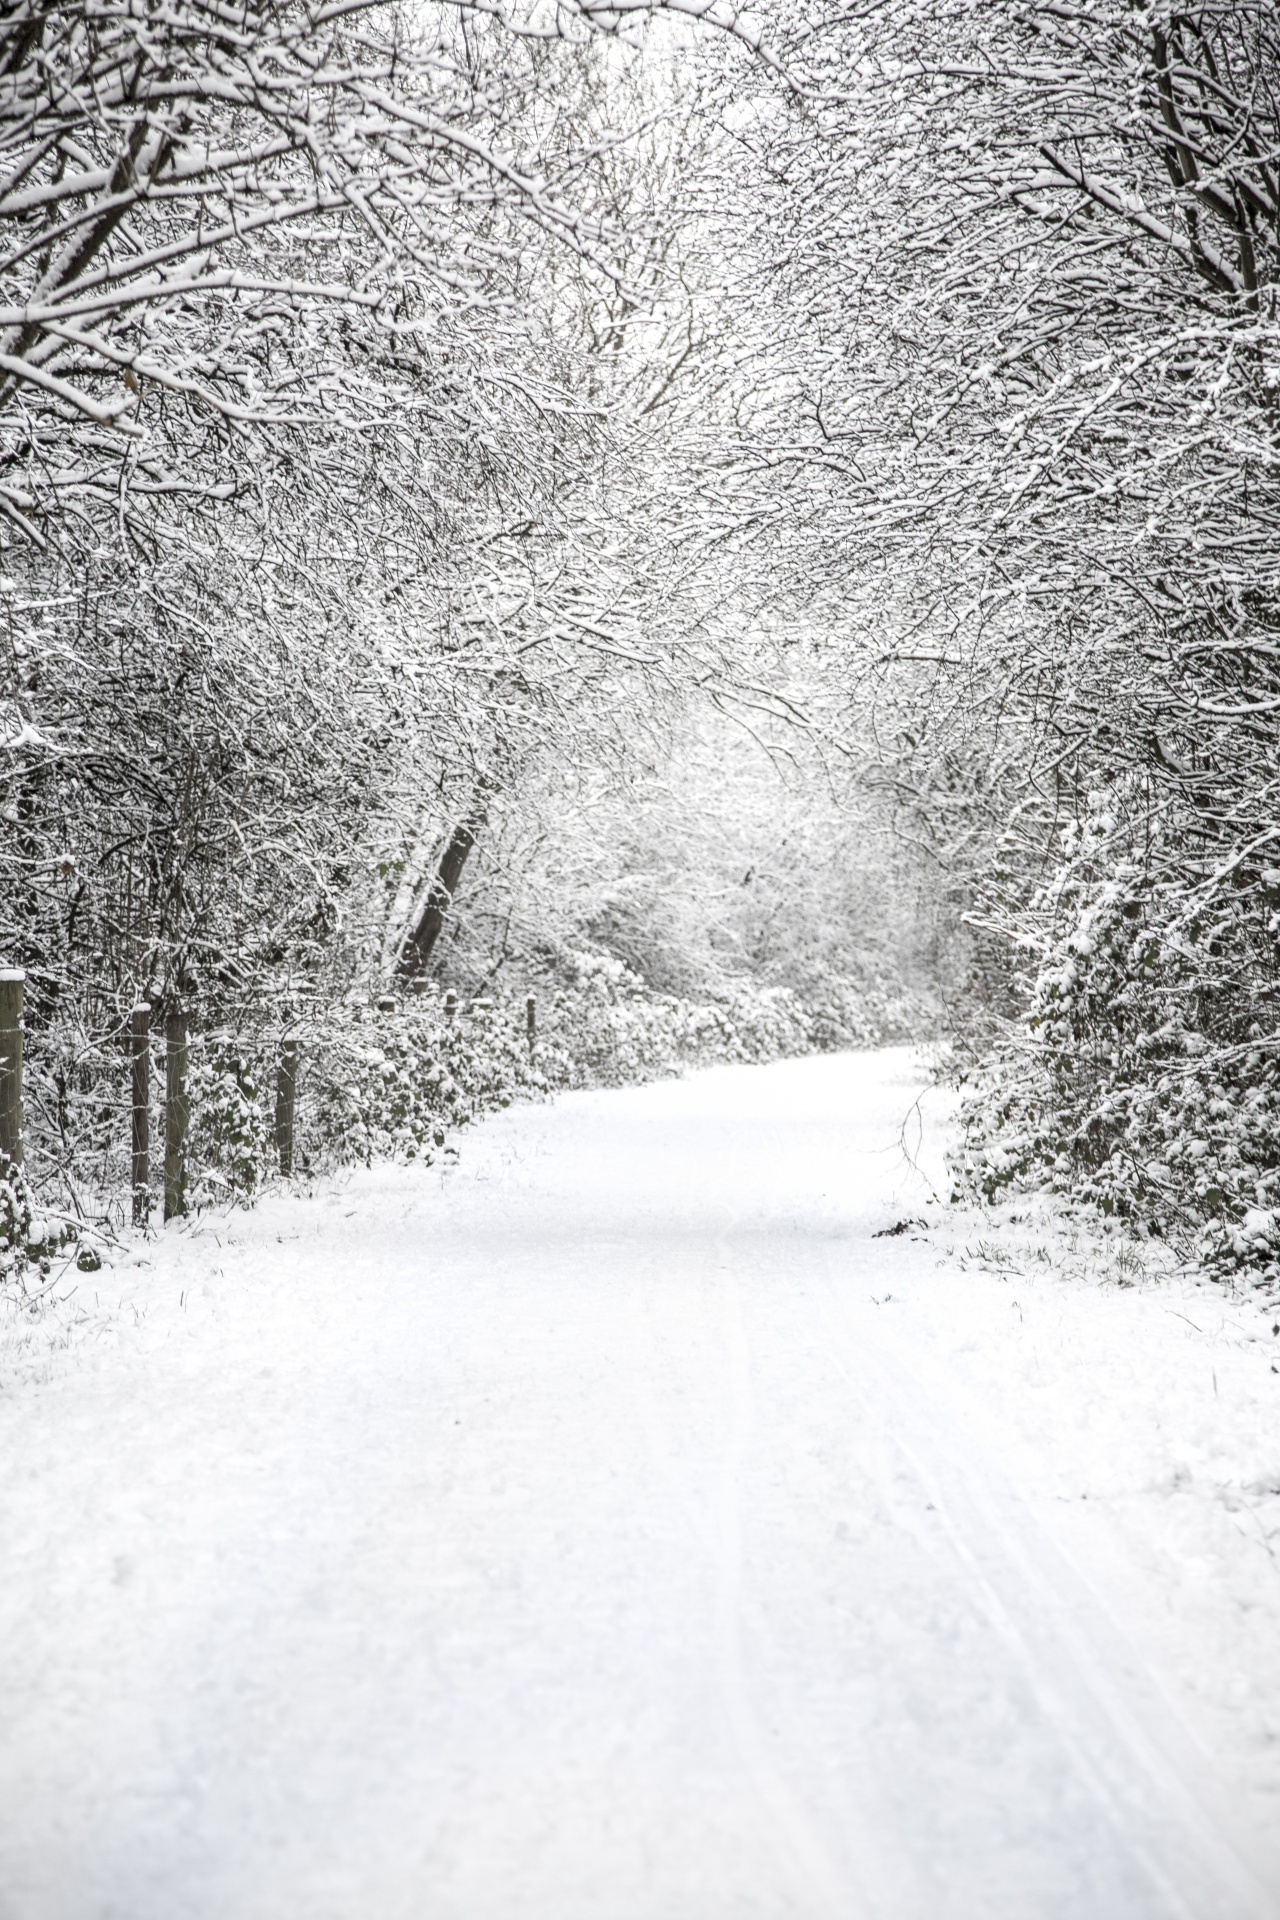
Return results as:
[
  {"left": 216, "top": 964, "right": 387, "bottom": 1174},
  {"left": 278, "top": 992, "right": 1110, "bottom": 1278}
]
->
[{"left": 5, "top": 0, "right": 1276, "bottom": 1276}]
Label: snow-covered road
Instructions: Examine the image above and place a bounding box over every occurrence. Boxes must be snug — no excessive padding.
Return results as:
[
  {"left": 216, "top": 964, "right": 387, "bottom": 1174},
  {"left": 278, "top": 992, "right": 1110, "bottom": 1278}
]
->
[{"left": 2, "top": 1050, "right": 1279, "bottom": 1919}]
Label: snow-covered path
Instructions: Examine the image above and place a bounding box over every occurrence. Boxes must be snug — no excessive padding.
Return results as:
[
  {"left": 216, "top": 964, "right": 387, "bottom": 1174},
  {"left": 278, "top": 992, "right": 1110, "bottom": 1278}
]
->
[{"left": 2, "top": 1050, "right": 1279, "bottom": 1919}]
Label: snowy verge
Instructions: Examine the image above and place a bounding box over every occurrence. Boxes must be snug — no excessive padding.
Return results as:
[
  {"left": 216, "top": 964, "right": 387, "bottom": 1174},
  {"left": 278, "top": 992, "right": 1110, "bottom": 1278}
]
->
[{"left": 894, "top": 1190, "right": 1280, "bottom": 1848}]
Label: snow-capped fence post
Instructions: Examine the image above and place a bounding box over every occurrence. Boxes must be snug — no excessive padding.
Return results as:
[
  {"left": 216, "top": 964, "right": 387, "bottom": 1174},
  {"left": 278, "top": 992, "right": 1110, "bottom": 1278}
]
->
[
  {"left": 0, "top": 970, "right": 24, "bottom": 1169},
  {"left": 164, "top": 1006, "right": 188, "bottom": 1221},
  {"left": 130, "top": 1003, "right": 151, "bottom": 1226},
  {"left": 526, "top": 995, "right": 537, "bottom": 1054},
  {"left": 275, "top": 1036, "right": 298, "bottom": 1177},
  {"left": 443, "top": 990, "right": 458, "bottom": 1023}
]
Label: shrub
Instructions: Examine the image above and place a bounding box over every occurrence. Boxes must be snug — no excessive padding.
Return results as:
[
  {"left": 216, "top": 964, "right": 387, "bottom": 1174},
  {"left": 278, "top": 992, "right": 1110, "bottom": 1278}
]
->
[
  {"left": 956, "top": 785, "right": 1280, "bottom": 1281},
  {"left": 0, "top": 1154, "right": 33, "bottom": 1282},
  {"left": 187, "top": 1037, "right": 271, "bottom": 1202}
]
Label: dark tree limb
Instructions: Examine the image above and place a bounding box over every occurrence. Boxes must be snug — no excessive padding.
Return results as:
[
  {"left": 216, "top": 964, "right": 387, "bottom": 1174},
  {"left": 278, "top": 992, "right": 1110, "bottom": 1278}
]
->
[{"left": 396, "top": 813, "right": 484, "bottom": 981}]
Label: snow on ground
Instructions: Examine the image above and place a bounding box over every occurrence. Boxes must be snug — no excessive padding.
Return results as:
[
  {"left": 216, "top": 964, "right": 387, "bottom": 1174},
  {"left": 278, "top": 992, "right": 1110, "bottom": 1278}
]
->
[{"left": 1, "top": 1047, "right": 1279, "bottom": 1920}]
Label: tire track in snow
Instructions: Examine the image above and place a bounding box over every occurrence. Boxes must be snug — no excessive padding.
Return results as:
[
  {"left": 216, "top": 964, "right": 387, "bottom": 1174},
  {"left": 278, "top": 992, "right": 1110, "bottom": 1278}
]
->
[
  {"left": 708, "top": 1221, "right": 869, "bottom": 1920},
  {"left": 625, "top": 1222, "right": 882, "bottom": 1918},
  {"left": 812, "top": 1255, "right": 1280, "bottom": 1920}
]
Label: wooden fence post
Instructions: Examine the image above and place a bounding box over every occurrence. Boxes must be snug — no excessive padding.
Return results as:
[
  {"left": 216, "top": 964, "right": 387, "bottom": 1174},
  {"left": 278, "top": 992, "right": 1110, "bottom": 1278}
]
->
[
  {"left": 0, "top": 970, "right": 24, "bottom": 1169},
  {"left": 164, "top": 1005, "right": 188, "bottom": 1221},
  {"left": 443, "top": 990, "right": 458, "bottom": 1023},
  {"left": 130, "top": 1002, "right": 151, "bottom": 1226},
  {"left": 276, "top": 1036, "right": 298, "bottom": 1176},
  {"left": 526, "top": 994, "right": 536, "bottom": 1054}
]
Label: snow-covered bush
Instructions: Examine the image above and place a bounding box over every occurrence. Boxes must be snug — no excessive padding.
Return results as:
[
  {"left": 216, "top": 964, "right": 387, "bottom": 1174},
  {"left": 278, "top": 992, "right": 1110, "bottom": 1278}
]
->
[
  {"left": 304, "top": 997, "right": 546, "bottom": 1169},
  {"left": 291, "top": 969, "right": 814, "bottom": 1171},
  {"left": 187, "top": 1039, "right": 270, "bottom": 1202},
  {"left": 533, "top": 953, "right": 809, "bottom": 1088},
  {"left": 956, "top": 784, "right": 1280, "bottom": 1280},
  {"left": 166, "top": 947, "right": 922, "bottom": 1199},
  {"left": 0, "top": 1155, "right": 33, "bottom": 1283}
]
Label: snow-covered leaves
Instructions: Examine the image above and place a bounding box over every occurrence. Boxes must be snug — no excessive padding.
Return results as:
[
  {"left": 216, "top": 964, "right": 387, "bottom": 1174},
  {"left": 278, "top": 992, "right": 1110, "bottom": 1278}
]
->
[
  {"left": 0, "top": 1152, "right": 33, "bottom": 1280},
  {"left": 956, "top": 775, "right": 1280, "bottom": 1278}
]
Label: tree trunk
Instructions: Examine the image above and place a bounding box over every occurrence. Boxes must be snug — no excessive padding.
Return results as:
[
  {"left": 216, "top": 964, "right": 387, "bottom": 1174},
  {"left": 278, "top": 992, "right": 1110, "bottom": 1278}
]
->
[{"left": 397, "top": 814, "right": 483, "bottom": 980}]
